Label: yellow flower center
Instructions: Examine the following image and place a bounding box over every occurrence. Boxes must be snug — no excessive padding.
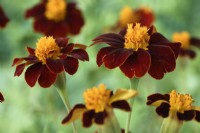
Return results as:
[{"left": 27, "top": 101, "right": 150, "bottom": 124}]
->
[
  {"left": 45, "top": 0, "right": 67, "bottom": 22},
  {"left": 119, "top": 6, "right": 138, "bottom": 28},
  {"left": 35, "top": 36, "right": 61, "bottom": 64},
  {"left": 172, "top": 31, "right": 190, "bottom": 49},
  {"left": 83, "top": 84, "right": 111, "bottom": 113},
  {"left": 124, "top": 23, "right": 150, "bottom": 50},
  {"left": 169, "top": 90, "right": 193, "bottom": 113}
]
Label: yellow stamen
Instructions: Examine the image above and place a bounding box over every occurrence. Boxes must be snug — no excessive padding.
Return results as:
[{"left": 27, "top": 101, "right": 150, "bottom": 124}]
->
[
  {"left": 172, "top": 31, "right": 190, "bottom": 49},
  {"left": 119, "top": 6, "right": 138, "bottom": 28},
  {"left": 124, "top": 23, "right": 150, "bottom": 50},
  {"left": 169, "top": 90, "right": 193, "bottom": 113},
  {"left": 35, "top": 36, "right": 61, "bottom": 64},
  {"left": 45, "top": 0, "right": 67, "bottom": 22},
  {"left": 83, "top": 84, "right": 111, "bottom": 113}
]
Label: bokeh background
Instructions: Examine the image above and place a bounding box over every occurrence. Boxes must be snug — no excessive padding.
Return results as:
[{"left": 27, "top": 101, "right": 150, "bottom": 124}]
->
[{"left": 1, "top": 0, "right": 200, "bottom": 133}]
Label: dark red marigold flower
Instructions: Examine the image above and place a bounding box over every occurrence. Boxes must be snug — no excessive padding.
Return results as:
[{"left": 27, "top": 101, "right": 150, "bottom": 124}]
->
[
  {"left": 12, "top": 36, "right": 89, "bottom": 88},
  {"left": 92, "top": 23, "right": 181, "bottom": 79},
  {"left": 25, "top": 0, "right": 84, "bottom": 37},
  {"left": 172, "top": 31, "right": 200, "bottom": 58},
  {"left": 0, "top": 6, "right": 9, "bottom": 28},
  {"left": 147, "top": 90, "right": 200, "bottom": 122},
  {"left": 0, "top": 92, "right": 4, "bottom": 103}
]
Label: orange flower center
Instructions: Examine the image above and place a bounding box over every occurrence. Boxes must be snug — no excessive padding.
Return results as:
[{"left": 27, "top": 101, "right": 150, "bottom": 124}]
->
[
  {"left": 83, "top": 84, "right": 111, "bottom": 113},
  {"left": 35, "top": 36, "right": 61, "bottom": 64},
  {"left": 169, "top": 90, "right": 193, "bottom": 113},
  {"left": 124, "top": 23, "right": 150, "bottom": 51},
  {"left": 45, "top": 0, "right": 67, "bottom": 22},
  {"left": 172, "top": 31, "right": 190, "bottom": 49}
]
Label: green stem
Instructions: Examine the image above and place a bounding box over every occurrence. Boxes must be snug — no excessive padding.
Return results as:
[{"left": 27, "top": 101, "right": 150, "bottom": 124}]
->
[{"left": 125, "top": 78, "right": 140, "bottom": 133}]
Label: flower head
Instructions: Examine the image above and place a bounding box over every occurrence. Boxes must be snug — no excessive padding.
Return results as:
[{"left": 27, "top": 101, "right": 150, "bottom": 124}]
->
[
  {"left": 147, "top": 90, "right": 200, "bottom": 122},
  {"left": 62, "top": 84, "right": 137, "bottom": 127},
  {"left": 0, "top": 6, "right": 9, "bottom": 28},
  {"left": 92, "top": 23, "right": 181, "bottom": 79},
  {"left": 172, "top": 31, "right": 200, "bottom": 58},
  {"left": 12, "top": 36, "right": 89, "bottom": 88},
  {"left": 0, "top": 92, "right": 4, "bottom": 103},
  {"left": 25, "top": 0, "right": 84, "bottom": 37}
]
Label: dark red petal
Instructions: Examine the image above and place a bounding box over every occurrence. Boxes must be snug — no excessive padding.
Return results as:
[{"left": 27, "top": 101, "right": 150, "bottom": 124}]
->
[
  {"left": 62, "top": 57, "right": 79, "bottom": 75},
  {"left": 14, "top": 63, "right": 26, "bottom": 76},
  {"left": 155, "top": 102, "right": 170, "bottom": 118},
  {"left": 25, "top": 3, "right": 45, "bottom": 18},
  {"left": 166, "top": 43, "right": 181, "bottom": 58},
  {"left": 148, "top": 45, "right": 176, "bottom": 79},
  {"left": 47, "top": 21, "right": 68, "bottom": 37},
  {"left": 82, "top": 110, "right": 95, "bottom": 127},
  {"left": 66, "top": 3, "right": 84, "bottom": 35},
  {"left": 119, "top": 49, "right": 151, "bottom": 78},
  {"left": 26, "top": 47, "right": 35, "bottom": 55},
  {"left": 97, "top": 47, "right": 117, "bottom": 67},
  {"left": 62, "top": 104, "right": 86, "bottom": 124},
  {"left": 111, "top": 100, "right": 131, "bottom": 111},
  {"left": 61, "top": 44, "right": 74, "bottom": 54},
  {"left": 179, "top": 49, "right": 196, "bottom": 59},
  {"left": 46, "top": 59, "right": 64, "bottom": 73},
  {"left": 147, "top": 93, "right": 170, "bottom": 105},
  {"left": 38, "top": 66, "right": 57, "bottom": 88},
  {"left": 190, "top": 38, "right": 200, "bottom": 48},
  {"left": 103, "top": 48, "right": 133, "bottom": 69},
  {"left": 149, "top": 33, "right": 171, "bottom": 44},
  {"left": 12, "top": 58, "right": 24, "bottom": 66},
  {"left": 71, "top": 49, "right": 89, "bottom": 61},
  {"left": 177, "top": 110, "right": 195, "bottom": 121},
  {"left": 94, "top": 111, "right": 108, "bottom": 125},
  {"left": 118, "top": 28, "right": 127, "bottom": 37},
  {"left": 0, "top": 92, "right": 4, "bottom": 102},
  {"left": 56, "top": 38, "right": 69, "bottom": 48},
  {"left": 25, "top": 63, "right": 42, "bottom": 87},
  {"left": 195, "top": 111, "right": 200, "bottom": 122},
  {"left": 0, "top": 6, "right": 9, "bottom": 28}
]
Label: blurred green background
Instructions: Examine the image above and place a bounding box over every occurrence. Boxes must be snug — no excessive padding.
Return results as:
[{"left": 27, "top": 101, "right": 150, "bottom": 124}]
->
[{"left": 1, "top": 0, "right": 200, "bottom": 133}]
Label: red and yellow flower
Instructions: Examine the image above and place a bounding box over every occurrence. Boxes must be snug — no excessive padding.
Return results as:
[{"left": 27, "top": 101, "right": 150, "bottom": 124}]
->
[
  {"left": 12, "top": 36, "right": 89, "bottom": 88},
  {"left": 25, "top": 0, "right": 84, "bottom": 37},
  {"left": 92, "top": 23, "right": 181, "bottom": 79},
  {"left": 62, "top": 84, "right": 137, "bottom": 127},
  {"left": 0, "top": 92, "right": 4, "bottom": 103},
  {"left": 172, "top": 31, "right": 200, "bottom": 58},
  {"left": 0, "top": 6, "right": 9, "bottom": 28}
]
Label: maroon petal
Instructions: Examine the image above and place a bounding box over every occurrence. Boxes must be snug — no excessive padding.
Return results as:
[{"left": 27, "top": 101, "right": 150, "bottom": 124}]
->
[
  {"left": 155, "top": 103, "right": 170, "bottom": 118},
  {"left": 147, "top": 93, "right": 169, "bottom": 105},
  {"left": 56, "top": 38, "right": 70, "bottom": 48},
  {"left": 177, "top": 110, "right": 195, "bottom": 121},
  {"left": 25, "top": 63, "right": 42, "bottom": 87},
  {"left": 82, "top": 110, "right": 95, "bottom": 127},
  {"left": 111, "top": 100, "right": 131, "bottom": 111},
  {"left": 119, "top": 48, "right": 151, "bottom": 78},
  {"left": 0, "top": 92, "right": 4, "bottom": 102},
  {"left": 0, "top": 6, "right": 9, "bottom": 28},
  {"left": 94, "top": 111, "right": 108, "bottom": 125},
  {"left": 190, "top": 38, "right": 200, "bottom": 48},
  {"left": 195, "top": 111, "right": 200, "bottom": 122},
  {"left": 179, "top": 49, "right": 196, "bottom": 59},
  {"left": 103, "top": 48, "right": 133, "bottom": 69},
  {"left": 149, "top": 33, "right": 171, "bottom": 44},
  {"left": 71, "top": 49, "right": 89, "bottom": 61},
  {"left": 46, "top": 59, "right": 64, "bottom": 73},
  {"left": 12, "top": 58, "right": 24, "bottom": 66},
  {"left": 148, "top": 45, "right": 176, "bottom": 79},
  {"left": 25, "top": 3, "right": 45, "bottom": 18},
  {"left": 47, "top": 21, "right": 68, "bottom": 37},
  {"left": 26, "top": 47, "right": 35, "bottom": 55},
  {"left": 14, "top": 63, "right": 26, "bottom": 76},
  {"left": 62, "top": 57, "right": 79, "bottom": 75}
]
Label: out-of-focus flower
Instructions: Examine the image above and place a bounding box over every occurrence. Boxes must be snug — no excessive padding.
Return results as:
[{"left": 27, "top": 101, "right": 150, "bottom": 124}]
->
[
  {"left": 62, "top": 84, "right": 137, "bottom": 128},
  {"left": 25, "top": 0, "right": 84, "bottom": 37},
  {"left": 12, "top": 36, "right": 89, "bottom": 88},
  {"left": 147, "top": 90, "right": 200, "bottom": 122},
  {"left": 0, "top": 92, "right": 4, "bottom": 103},
  {"left": 0, "top": 6, "right": 9, "bottom": 28},
  {"left": 172, "top": 31, "right": 200, "bottom": 58},
  {"left": 92, "top": 23, "right": 181, "bottom": 79},
  {"left": 114, "top": 6, "right": 155, "bottom": 30}
]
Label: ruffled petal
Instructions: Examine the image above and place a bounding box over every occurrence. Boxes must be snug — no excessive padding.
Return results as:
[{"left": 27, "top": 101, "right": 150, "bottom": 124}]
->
[
  {"left": 147, "top": 93, "right": 169, "bottom": 106},
  {"left": 111, "top": 100, "right": 131, "bottom": 111},
  {"left": 46, "top": 21, "right": 68, "bottom": 37},
  {"left": 14, "top": 63, "right": 26, "bottom": 76},
  {"left": 62, "top": 104, "right": 87, "bottom": 124},
  {"left": 56, "top": 38, "right": 70, "bottom": 48},
  {"left": 119, "top": 48, "right": 151, "bottom": 78},
  {"left": 155, "top": 102, "right": 170, "bottom": 118},
  {"left": 46, "top": 59, "right": 64, "bottom": 73},
  {"left": 82, "top": 110, "right": 95, "bottom": 127},
  {"left": 94, "top": 111, "right": 108, "bottom": 125},
  {"left": 177, "top": 110, "right": 195, "bottom": 121},
  {"left": 25, "top": 3, "right": 45, "bottom": 18},
  {"left": 62, "top": 57, "right": 79, "bottom": 75},
  {"left": 71, "top": 49, "right": 89, "bottom": 61}
]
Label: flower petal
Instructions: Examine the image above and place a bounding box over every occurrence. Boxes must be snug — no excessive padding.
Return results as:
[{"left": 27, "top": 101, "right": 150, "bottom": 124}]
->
[
  {"left": 0, "top": 92, "right": 4, "bottom": 102},
  {"left": 25, "top": 63, "right": 42, "bottom": 87},
  {"left": 119, "top": 48, "right": 151, "bottom": 78},
  {"left": 25, "top": 3, "right": 45, "bottom": 18},
  {"left": 47, "top": 21, "right": 68, "bottom": 37},
  {"left": 62, "top": 57, "right": 79, "bottom": 75},
  {"left": 94, "top": 111, "right": 108, "bottom": 125},
  {"left": 14, "top": 63, "right": 26, "bottom": 76},
  {"left": 0, "top": 6, "right": 9, "bottom": 28},
  {"left": 179, "top": 49, "right": 196, "bottom": 58},
  {"left": 195, "top": 111, "right": 200, "bottom": 122},
  {"left": 103, "top": 48, "right": 133, "bottom": 69},
  {"left": 109, "top": 89, "right": 137, "bottom": 104},
  {"left": 177, "top": 110, "right": 195, "bottom": 121},
  {"left": 38, "top": 66, "right": 57, "bottom": 88},
  {"left": 26, "top": 47, "right": 35, "bottom": 55},
  {"left": 46, "top": 59, "right": 64, "bottom": 73},
  {"left": 71, "top": 49, "right": 89, "bottom": 61},
  {"left": 111, "top": 100, "right": 131, "bottom": 111},
  {"left": 12, "top": 58, "right": 24, "bottom": 66},
  {"left": 155, "top": 102, "right": 170, "bottom": 118},
  {"left": 56, "top": 38, "right": 70, "bottom": 48},
  {"left": 82, "top": 110, "right": 95, "bottom": 127},
  {"left": 148, "top": 45, "right": 176, "bottom": 79},
  {"left": 190, "top": 38, "right": 200, "bottom": 48},
  {"left": 62, "top": 104, "right": 87, "bottom": 124},
  {"left": 147, "top": 93, "right": 169, "bottom": 106}
]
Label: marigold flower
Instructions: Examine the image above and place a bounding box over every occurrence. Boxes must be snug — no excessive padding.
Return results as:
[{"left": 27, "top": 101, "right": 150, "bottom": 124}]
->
[
  {"left": 172, "top": 31, "right": 200, "bottom": 58},
  {"left": 25, "top": 0, "right": 84, "bottom": 37},
  {"left": 62, "top": 84, "right": 137, "bottom": 127},
  {"left": 92, "top": 23, "right": 181, "bottom": 79},
  {"left": 0, "top": 6, "right": 9, "bottom": 28},
  {"left": 0, "top": 92, "right": 4, "bottom": 103},
  {"left": 147, "top": 90, "right": 200, "bottom": 122},
  {"left": 12, "top": 36, "right": 89, "bottom": 88}
]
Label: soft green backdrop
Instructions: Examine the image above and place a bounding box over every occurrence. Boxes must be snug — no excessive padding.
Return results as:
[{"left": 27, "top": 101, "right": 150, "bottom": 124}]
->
[{"left": 0, "top": 0, "right": 200, "bottom": 133}]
